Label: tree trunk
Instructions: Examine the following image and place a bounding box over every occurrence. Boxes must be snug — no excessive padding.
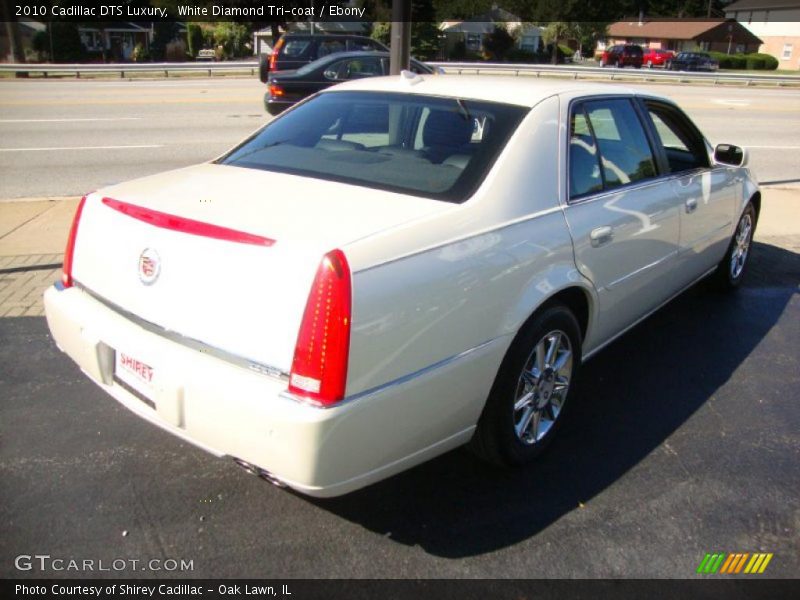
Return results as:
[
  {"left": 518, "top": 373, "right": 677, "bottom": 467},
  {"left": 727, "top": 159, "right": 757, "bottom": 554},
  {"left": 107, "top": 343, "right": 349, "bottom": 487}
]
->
[{"left": 551, "top": 36, "right": 559, "bottom": 65}]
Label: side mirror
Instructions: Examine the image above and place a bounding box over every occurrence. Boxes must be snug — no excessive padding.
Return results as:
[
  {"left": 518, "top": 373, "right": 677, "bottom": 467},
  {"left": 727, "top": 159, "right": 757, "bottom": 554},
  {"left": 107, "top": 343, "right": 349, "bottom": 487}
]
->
[{"left": 714, "top": 143, "right": 747, "bottom": 167}]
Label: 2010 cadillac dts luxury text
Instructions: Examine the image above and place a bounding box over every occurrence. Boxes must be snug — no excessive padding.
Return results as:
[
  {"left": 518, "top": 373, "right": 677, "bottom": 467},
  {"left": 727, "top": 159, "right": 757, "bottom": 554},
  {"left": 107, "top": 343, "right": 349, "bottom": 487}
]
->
[{"left": 44, "top": 74, "right": 759, "bottom": 497}]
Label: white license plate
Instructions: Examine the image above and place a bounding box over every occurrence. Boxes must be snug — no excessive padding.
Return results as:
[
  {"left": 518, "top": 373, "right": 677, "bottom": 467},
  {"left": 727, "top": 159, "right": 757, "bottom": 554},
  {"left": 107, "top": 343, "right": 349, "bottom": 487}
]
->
[{"left": 115, "top": 350, "right": 156, "bottom": 405}]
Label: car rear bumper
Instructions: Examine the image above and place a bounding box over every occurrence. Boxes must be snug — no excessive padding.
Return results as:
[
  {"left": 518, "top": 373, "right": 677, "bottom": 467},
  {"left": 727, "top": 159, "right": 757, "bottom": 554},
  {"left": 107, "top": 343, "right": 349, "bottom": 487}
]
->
[
  {"left": 265, "top": 95, "right": 294, "bottom": 115},
  {"left": 44, "top": 284, "right": 485, "bottom": 497}
]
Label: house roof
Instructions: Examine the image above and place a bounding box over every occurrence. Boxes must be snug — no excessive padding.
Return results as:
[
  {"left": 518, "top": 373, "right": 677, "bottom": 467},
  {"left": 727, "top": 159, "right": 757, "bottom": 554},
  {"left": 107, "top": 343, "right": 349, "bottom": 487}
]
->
[
  {"left": 725, "top": 0, "right": 800, "bottom": 10},
  {"left": 441, "top": 5, "right": 523, "bottom": 35},
  {"left": 609, "top": 19, "right": 725, "bottom": 40},
  {"left": 17, "top": 19, "right": 45, "bottom": 33},
  {"left": 608, "top": 19, "right": 762, "bottom": 44}
]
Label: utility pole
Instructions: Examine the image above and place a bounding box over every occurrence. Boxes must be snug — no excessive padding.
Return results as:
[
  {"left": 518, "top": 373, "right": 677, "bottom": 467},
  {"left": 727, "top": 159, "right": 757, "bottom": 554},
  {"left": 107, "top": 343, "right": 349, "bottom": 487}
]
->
[
  {"left": 1, "top": 0, "right": 25, "bottom": 63},
  {"left": 389, "top": 1, "right": 412, "bottom": 75}
]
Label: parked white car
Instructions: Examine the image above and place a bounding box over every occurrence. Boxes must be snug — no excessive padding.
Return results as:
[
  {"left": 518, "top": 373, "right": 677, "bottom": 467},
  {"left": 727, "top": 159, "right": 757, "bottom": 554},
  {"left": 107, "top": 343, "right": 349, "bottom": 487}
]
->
[{"left": 44, "top": 74, "right": 759, "bottom": 497}]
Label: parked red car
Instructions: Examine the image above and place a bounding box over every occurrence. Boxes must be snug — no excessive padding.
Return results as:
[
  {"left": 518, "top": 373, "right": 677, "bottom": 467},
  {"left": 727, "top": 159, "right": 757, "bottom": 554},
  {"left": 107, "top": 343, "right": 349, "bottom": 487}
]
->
[
  {"left": 599, "top": 44, "right": 644, "bottom": 68},
  {"left": 642, "top": 48, "right": 675, "bottom": 68}
]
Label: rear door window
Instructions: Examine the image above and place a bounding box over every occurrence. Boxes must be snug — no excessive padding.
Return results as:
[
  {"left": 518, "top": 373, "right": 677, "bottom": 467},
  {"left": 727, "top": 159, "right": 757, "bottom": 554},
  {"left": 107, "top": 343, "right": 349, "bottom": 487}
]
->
[
  {"left": 281, "top": 40, "right": 311, "bottom": 57},
  {"left": 568, "top": 98, "right": 658, "bottom": 200},
  {"left": 584, "top": 99, "right": 657, "bottom": 190}
]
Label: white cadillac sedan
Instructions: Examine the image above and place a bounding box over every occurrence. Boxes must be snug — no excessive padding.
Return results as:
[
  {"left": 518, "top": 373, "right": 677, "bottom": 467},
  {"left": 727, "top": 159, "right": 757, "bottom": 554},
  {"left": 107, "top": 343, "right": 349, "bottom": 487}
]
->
[{"left": 44, "top": 74, "right": 759, "bottom": 497}]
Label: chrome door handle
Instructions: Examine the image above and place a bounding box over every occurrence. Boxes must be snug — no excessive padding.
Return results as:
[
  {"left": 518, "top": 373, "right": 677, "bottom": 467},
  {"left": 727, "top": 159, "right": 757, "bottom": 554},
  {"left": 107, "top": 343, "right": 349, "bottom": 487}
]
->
[
  {"left": 685, "top": 197, "right": 698, "bottom": 213},
  {"left": 590, "top": 226, "right": 614, "bottom": 246}
]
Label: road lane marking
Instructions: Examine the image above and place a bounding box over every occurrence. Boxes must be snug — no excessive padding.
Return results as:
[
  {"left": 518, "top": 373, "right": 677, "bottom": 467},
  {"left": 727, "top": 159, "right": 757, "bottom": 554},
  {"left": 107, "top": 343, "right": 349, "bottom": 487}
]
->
[
  {"left": 0, "top": 144, "right": 163, "bottom": 152},
  {"left": 712, "top": 99, "right": 751, "bottom": 106},
  {"left": 745, "top": 145, "right": 800, "bottom": 149},
  {"left": 0, "top": 118, "right": 143, "bottom": 123},
  {"left": 0, "top": 98, "right": 259, "bottom": 107}
]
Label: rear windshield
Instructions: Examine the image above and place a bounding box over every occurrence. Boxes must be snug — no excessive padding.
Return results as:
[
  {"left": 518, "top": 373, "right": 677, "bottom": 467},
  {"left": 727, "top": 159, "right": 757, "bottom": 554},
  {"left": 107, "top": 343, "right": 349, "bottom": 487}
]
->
[{"left": 219, "top": 91, "right": 528, "bottom": 202}]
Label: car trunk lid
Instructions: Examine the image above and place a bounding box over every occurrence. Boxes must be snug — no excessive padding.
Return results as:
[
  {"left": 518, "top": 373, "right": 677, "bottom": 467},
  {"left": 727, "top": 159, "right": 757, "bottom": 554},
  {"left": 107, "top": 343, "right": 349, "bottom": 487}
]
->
[{"left": 71, "top": 163, "right": 448, "bottom": 373}]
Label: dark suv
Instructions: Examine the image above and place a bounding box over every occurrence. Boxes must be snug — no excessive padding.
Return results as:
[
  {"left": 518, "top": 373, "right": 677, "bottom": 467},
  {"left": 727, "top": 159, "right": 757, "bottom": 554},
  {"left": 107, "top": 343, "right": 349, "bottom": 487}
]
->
[
  {"left": 599, "top": 44, "right": 644, "bottom": 68},
  {"left": 259, "top": 34, "right": 389, "bottom": 82}
]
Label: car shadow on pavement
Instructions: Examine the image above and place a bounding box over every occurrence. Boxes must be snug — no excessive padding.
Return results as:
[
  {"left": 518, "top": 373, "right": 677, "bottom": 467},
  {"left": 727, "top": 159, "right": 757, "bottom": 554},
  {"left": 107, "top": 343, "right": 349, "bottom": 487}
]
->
[{"left": 309, "top": 241, "right": 799, "bottom": 558}]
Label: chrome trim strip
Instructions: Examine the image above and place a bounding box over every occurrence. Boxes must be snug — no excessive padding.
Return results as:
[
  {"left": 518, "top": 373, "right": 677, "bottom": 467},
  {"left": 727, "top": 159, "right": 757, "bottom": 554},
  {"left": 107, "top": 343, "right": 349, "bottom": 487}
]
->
[
  {"left": 354, "top": 206, "right": 563, "bottom": 275},
  {"left": 583, "top": 266, "right": 717, "bottom": 362},
  {"left": 280, "top": 337, "right": 504, "bottom": 409},
  {"left": 605, "top": 250, "right": 678, "bottom": 290},
  {"left": 76, "top": 282, "right": 290, "bottom": 382}
]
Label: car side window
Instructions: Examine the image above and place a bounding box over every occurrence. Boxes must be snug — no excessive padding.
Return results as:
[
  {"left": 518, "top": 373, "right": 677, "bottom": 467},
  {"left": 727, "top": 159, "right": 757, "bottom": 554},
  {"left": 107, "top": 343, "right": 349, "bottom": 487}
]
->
[
  {"left": 324, "top": 57, "right": 383, "bottom": 81},
  {"left": 282, "top": 40, "right": 311, "bottom": 57},
  {"left": 584, "top": 99, "right": 657, "bottom": 190},
  {"left": 569, "top": 108, "right": 604, "bottom": 199},
  {"left": 316, "top": 40, "right": 345, "bottom": 58},
  {"left": 644, "top": 103, "right": 709, "bottom": 174}
]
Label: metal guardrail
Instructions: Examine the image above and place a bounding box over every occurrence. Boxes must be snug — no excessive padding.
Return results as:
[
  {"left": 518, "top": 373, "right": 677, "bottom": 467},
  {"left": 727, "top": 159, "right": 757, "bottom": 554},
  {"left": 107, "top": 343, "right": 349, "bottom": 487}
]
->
[
  {"left": 2, "top": 60, "right": 798, "bottom": 86},
  {"left": 0, "top": 61, "right": 259, "bottom": 78},
  {"left": 429, "top": 61, "right": 800, "bottom": 86}
]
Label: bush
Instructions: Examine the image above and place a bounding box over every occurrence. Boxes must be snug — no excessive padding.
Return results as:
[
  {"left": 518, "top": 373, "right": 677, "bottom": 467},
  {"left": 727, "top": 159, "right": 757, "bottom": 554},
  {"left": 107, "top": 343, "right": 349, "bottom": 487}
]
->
[
  {"left": 506, "top": 48, "right": 538, "bottom": 63},
  {"left": 711, "top": 51, "right": 779, "bottom": 70},
  {"left": 745, "top": 56, "right": 766, "bottom": 70},
  {"left": 748, "top": 52, "right": 778, "bottom": 70},
  {"left": 165, "top": 40, "right": 187, "bottom": 62},
  {"left": 213, "top": 22, "right": 250, "bottom": 59},
  {"left": 132, "top": 43, "right": 150, "bottom": 63}
]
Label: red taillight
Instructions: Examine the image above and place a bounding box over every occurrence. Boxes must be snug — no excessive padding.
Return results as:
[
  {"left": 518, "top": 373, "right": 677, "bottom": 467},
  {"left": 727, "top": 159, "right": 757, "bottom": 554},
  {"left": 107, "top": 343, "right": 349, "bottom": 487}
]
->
[
  {"left": 269, "top": 83, "right": 284, "bottom": 97},
  {"left": 269, "top": 38, "right": 283, "bottom": 71},
  {"left": 289, "top": 249, "right": 352, "bottom": 406},
  {"left": 61, "top": 195, "right": 87, "bottom": 288}
]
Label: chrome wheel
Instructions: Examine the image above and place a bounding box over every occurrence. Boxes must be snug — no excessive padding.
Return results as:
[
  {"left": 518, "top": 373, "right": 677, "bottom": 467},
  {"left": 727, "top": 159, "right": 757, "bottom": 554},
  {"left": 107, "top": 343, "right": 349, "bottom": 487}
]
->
[
  {"left": 730, "top": 212, "right": 753, "bottom": 279},
  {"left": 513, "top": 330, "right": 573, "bottom": 445}
]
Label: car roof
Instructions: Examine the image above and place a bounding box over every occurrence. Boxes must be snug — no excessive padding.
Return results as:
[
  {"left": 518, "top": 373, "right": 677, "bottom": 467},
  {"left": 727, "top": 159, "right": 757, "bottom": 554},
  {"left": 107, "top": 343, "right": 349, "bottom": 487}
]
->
[
  {"left": 281, "top": 33, "right": 374, "bottom": 40},
  {"left": 325, "top": 74, "right": 657, "bottom": 108},
  {"left": 306, "top": 51, "right": 426, "bottom": 68}
]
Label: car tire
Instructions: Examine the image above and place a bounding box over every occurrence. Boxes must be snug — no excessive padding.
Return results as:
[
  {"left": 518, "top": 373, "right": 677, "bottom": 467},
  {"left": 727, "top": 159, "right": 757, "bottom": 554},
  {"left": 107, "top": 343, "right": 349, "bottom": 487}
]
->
[
  {"left": 470, "top": 304, "right": 582, "bottom": 467},
  {"left": 647, "top": 60, "right": 653, "bottom": 68},
  {"left": 600, "top": 58, "right": 606, "bottom": 67},
  {"left": 715, "top": 202, "right": 756, "bottom": 290},
  {"left": 258, "top": 54, "right": 270, "bottom": 84}
]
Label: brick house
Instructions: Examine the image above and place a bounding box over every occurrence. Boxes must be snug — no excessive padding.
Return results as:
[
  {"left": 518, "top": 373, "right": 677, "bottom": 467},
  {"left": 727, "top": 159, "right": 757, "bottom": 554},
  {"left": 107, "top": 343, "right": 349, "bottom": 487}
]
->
[
  {"left": 597, "top": 19, "right": 762, "bottom": 57},
  {"left": 725, "top": 0, "right": 800, "bottom": 69}
]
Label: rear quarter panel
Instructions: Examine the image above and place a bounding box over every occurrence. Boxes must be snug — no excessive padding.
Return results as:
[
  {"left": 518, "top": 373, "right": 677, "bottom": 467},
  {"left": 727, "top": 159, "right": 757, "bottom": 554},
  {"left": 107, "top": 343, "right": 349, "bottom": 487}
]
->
[{"left": 343, "top": 95, "right": 594, "bottom": 442}]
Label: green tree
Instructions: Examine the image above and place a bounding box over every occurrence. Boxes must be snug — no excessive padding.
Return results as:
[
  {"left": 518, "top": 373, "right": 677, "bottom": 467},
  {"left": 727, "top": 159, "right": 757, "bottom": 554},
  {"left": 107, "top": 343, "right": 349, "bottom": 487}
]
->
[
  {"left": 213, "top": 22, "right": 250, "bottom": 59},
  {"left": 543, "top": 21, "right": 574, "bottom": 65},
  {"left": 483, "top": 25, "right": 515, "bottom": 61},
  {"left": 371, "top": 22, "right": 391, "bottom": 46},
  {"left": 32, "top": 31, "right": 49, "bottom": 61},
  {"left": 50, "top": 22, "right": 84, "bottom": 63},
  {"left": 187, "top": 23, "right": 204, "bottom": 59},
  {"left": 150, "top": 22, "right": 180, "bottom": 61}
]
